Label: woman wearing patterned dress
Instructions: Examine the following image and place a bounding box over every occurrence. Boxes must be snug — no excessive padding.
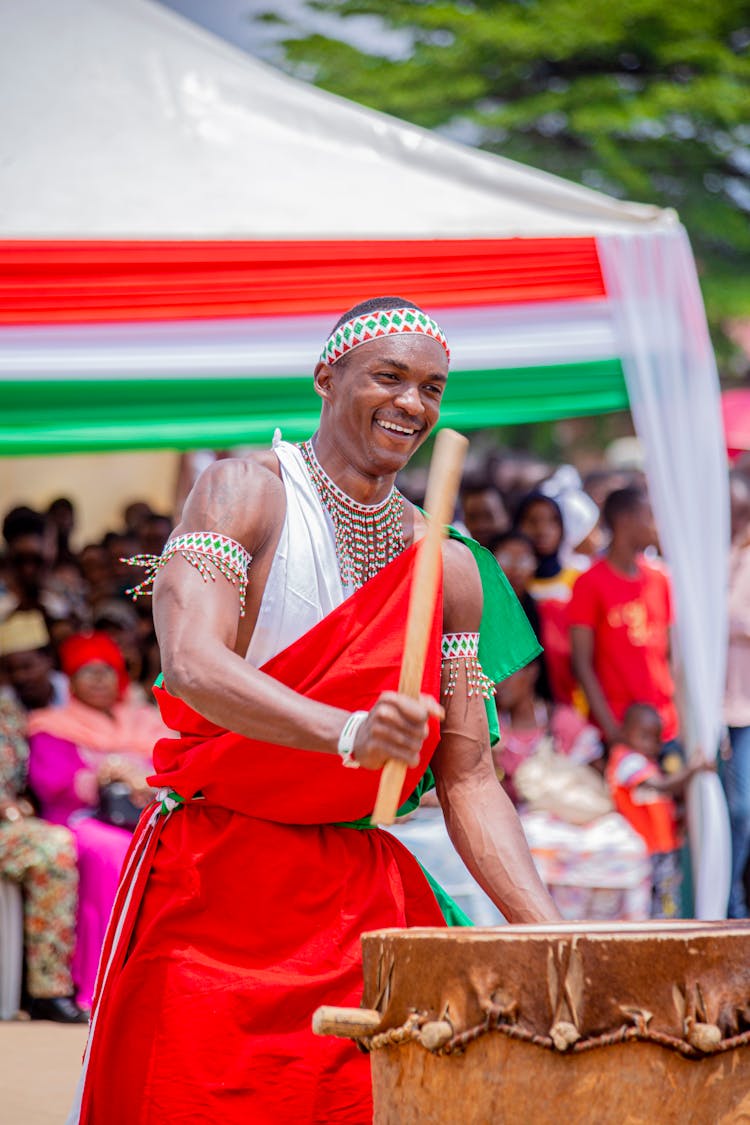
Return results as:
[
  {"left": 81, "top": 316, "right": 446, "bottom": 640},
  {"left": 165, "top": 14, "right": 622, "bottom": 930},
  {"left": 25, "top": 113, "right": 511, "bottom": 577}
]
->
[{"left": 0, "top": 696, "right": 87, "bottom": 1021}]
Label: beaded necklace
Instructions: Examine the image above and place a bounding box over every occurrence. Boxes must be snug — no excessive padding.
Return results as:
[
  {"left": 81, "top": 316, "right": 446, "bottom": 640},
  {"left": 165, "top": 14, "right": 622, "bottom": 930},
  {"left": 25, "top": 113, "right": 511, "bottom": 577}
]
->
[{"left": 298, "top": 439, "right": 405, "bottom": 590}]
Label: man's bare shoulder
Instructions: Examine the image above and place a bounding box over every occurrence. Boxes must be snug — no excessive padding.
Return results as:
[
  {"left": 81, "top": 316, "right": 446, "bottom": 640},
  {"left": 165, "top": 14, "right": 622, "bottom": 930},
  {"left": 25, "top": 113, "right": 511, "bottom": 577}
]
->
[
  {"left": 177, "top": 452, "right": 284, "bottom": 554},
  {"left": 186, "top": 453, "right": 283, "bottom": 508},
  {"left": 442, "top": 536, "right": 483, "bottom": 633},
  {"left": 407, "top": 504, "right": 482, "bottom": 631}
]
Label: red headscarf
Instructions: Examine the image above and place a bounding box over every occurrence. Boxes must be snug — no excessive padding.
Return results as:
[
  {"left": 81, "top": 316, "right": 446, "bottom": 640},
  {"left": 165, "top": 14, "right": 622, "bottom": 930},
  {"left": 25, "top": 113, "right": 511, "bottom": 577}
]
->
[{"left": 59, "top": 632, "right": 129, "bottom": 698}]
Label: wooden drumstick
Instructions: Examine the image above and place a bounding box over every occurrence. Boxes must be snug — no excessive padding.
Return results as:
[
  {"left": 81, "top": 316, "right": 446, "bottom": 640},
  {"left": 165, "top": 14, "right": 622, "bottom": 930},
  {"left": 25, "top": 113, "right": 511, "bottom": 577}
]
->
[
  {"left": 312, "top": 1005, "right": 383, "bottom": 1039},
  {"left": 370, "top": 428, "right": 469, "bottom": 827}
]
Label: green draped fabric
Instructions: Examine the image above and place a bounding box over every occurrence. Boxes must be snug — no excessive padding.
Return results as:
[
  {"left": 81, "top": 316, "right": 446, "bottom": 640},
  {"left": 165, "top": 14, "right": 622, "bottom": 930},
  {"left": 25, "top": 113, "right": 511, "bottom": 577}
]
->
[
  {"left": 445, "top": 526, "right": 542, "bottom": 744},
  {"left": 418, "top": 863, "right": 475, "bottom": 927},
  {"left": 0, "top": 359, "right": 626, "bottom": 455}
]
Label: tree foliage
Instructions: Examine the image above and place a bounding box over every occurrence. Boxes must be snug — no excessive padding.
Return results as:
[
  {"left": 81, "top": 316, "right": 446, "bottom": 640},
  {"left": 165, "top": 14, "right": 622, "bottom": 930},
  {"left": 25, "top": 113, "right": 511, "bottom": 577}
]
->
[{"left": 271, "top": 0, "right": 750, "bottom": 330}]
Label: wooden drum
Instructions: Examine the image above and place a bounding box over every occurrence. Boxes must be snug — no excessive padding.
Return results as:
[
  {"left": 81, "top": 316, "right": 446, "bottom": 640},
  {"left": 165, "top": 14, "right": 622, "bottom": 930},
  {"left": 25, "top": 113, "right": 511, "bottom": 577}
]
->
[{"left": 357, "top": 922, "right": 750, "bottom": 1124}]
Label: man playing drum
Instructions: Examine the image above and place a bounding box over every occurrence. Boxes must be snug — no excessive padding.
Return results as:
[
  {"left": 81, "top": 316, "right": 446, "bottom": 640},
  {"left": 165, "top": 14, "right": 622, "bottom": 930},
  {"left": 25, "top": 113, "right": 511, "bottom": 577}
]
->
[{"left": 69, "top": 298, "right": 559, "bottom": 1125}]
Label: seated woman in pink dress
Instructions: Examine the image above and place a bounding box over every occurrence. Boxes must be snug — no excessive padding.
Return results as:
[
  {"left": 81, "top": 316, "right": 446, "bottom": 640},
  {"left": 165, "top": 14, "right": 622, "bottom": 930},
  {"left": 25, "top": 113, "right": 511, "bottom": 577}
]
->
[{"left": 26, "top": 632, "right": 169, "bottom": 1009}]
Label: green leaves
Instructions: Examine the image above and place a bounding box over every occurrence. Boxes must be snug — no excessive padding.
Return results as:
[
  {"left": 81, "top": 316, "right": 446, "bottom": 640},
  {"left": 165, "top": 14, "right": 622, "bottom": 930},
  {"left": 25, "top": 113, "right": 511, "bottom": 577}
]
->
[{"left": 265, "top": 0, "right": 750, "bottom": 340}]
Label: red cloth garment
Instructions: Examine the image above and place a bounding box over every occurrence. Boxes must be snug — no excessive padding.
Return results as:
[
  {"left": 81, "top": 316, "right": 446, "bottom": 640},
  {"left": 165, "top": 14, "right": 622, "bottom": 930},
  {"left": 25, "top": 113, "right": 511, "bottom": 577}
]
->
[
  {"left": 77, "top": 544, "right": 447, "bottom": 1125},
  {"left": 0, "top": 237, "right": 605, "bottom": 325},
  {"left": 606, "top": 744, "right": 679, "bottom": 854},
  {"left": 568, "top": 557, "right": 679, "bottom": 741}
]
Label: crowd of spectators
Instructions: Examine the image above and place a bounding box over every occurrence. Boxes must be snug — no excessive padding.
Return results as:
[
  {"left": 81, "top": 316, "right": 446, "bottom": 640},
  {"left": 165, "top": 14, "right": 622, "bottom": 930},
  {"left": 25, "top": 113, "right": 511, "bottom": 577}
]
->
[
  {"left": 0, "top": 498, "right": 173, "bottom": 1021},
  {"left": 1, "top": 449, "right": 749, "bottom": 1018}
]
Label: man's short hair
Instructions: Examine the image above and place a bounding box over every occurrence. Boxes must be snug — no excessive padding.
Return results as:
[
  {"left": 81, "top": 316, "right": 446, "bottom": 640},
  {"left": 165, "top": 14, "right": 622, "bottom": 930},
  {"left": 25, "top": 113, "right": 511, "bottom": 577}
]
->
[
  {"left": 326, "top": 297, "right": 426, "bottom": 368},
  {"left": 2, "top": 505, "right": 46, "bottom": 547},
  {"left": 330, "top": 297, "right": 425, "bottom": 335},
  {"left": 486, "top": 529, "right": 536, "bottom": 557},
  {"left": 47, "top": 497, "right": 74, "bottom": 516},
  {"left": 602, "top": 486, "right": 647, "bottom": 532},
  {"left": 459, "top": 471, "right": 496, "bottom": 501}
]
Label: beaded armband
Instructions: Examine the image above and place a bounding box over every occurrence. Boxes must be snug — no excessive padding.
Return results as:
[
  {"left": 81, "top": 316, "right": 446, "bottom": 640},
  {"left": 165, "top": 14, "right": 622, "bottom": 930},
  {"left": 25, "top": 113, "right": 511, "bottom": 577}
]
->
[
  {"left": 441, "top": 633, "right": 495, "bottom": 699},
  {"left": 123, "top": 532, "right": 253, "bottom": 616}
]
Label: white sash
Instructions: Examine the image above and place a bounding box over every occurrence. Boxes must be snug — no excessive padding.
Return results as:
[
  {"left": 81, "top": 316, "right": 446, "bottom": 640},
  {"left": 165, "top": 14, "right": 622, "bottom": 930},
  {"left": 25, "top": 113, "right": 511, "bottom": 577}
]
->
[{"left": 244, "top": 439, "right": 345, "bottom": 667}]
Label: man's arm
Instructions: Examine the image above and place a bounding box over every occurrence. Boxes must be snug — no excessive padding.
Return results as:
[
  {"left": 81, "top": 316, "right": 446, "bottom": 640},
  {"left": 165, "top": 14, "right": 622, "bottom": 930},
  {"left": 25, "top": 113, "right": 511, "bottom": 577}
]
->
[
  {"left": 152, "top": 456, "right": 437, "bottom": 769},
  {"left": 570, "top": 625, "right": 619, "bottom": 745},
  {"left": 431, "top": 540, "right": 560, "bottom": 924}
]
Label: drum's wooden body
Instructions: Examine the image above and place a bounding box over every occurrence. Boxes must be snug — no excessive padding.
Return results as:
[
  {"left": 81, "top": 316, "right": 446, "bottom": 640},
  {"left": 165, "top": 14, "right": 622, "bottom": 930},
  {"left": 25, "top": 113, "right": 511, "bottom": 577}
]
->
[{"left": 361, "top": 922, "right": 750, "bottom": 1125}]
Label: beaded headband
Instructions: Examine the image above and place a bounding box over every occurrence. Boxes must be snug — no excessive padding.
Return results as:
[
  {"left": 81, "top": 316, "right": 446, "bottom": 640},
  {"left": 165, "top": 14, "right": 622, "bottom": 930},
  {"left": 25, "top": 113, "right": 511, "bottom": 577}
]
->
[{"left": 320, "top": 307, "right": 450, "bottom": 366}]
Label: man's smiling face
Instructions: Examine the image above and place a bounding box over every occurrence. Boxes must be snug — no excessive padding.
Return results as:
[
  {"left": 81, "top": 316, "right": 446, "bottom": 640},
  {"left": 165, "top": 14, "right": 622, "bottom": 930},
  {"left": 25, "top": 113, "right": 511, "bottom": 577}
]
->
[{"left": 315, "top": 332, "right": 449, "bottom": 477}]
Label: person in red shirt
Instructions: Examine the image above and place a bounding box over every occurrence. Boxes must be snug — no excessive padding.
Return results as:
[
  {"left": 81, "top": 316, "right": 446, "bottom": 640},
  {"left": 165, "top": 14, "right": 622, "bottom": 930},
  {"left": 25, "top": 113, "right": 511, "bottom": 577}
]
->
[
  {"left": 607, "top": 704, "right": 706, "bottom": 917},
  {"left": 569, "top": 486, "right": 680, "bottom": 757}
]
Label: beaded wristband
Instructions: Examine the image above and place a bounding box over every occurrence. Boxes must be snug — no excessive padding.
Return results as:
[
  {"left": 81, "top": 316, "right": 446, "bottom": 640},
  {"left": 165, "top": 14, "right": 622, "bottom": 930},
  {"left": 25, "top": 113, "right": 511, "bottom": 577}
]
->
[
  {"left": 441, "top": 633, "right": 495, "bottom": 699},
  {"left": 337, "top": 710, "right": 368, "bottom": 769},
  {"left": 123, "top": 532, "right": 253, "bottom": 616}
]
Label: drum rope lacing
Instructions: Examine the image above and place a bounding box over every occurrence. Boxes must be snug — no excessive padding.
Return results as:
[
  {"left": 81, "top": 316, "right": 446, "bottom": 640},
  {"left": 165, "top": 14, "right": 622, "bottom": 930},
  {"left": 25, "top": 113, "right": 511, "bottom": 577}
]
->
[{"left": 361, "top": 1001, "right": 750, "bottom": 1059}]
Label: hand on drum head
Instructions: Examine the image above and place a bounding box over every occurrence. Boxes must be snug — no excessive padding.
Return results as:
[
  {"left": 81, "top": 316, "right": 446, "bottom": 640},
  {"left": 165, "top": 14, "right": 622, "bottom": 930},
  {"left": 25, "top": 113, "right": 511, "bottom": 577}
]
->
[{"left": 352, "top": 692, "right": 444, "bottom": 771}]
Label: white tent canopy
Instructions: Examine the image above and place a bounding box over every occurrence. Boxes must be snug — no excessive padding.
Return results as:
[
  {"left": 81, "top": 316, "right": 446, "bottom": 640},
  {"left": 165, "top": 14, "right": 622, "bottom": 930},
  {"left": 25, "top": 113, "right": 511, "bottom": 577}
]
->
[{"left": 1, "top": 0, "right": 674, "bottom": 237}]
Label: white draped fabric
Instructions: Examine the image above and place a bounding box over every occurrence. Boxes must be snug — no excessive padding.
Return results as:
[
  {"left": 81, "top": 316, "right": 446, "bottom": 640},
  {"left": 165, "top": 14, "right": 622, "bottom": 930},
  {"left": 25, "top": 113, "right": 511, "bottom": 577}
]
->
[
  {"left": 244, "top": 439, "right": 345, "bottom": 667},
  {"left": 0, "top": 301, "right": 617, "bottom": 382},
  {"left": 598, "top": 228, "right": 731, "bottom": 919},
  {"left": 2, "top": 0, "right": 667, "bottom": 237}
]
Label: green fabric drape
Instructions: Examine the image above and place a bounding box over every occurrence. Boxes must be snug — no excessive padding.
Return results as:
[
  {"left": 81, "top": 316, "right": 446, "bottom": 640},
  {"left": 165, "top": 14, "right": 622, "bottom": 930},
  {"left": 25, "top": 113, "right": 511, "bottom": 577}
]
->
[
  {"left": 445, "top": 527, "right": 542, "bottom": 744},
  {"left": 0, "top": 359, "right": 626, "bottom": 455},
  {"left": 418, "top": 862, "right": 475, "bottom": 927}
]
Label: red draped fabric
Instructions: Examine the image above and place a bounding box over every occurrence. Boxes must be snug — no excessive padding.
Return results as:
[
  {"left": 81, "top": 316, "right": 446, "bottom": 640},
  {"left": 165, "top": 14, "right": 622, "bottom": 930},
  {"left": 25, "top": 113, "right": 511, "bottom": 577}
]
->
[
  {"left": 0, "top": 237, "right": 604, "bottom": 325},
  {"left": 78, "top": 546, "right": 446, "bottom": 1125}
]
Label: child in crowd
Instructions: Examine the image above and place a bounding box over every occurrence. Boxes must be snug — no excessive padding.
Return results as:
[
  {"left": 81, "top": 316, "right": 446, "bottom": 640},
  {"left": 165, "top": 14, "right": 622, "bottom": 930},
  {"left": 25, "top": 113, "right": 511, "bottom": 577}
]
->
[{"left": 606, "top": 703, "right": 708, "bottom": 918}]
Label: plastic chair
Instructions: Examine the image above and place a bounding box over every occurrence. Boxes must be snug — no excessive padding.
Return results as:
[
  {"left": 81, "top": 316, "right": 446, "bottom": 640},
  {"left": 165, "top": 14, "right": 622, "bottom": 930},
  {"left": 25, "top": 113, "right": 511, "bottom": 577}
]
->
[{"left": 0, "top": 878, "right": 23, "bottom": 1020}]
